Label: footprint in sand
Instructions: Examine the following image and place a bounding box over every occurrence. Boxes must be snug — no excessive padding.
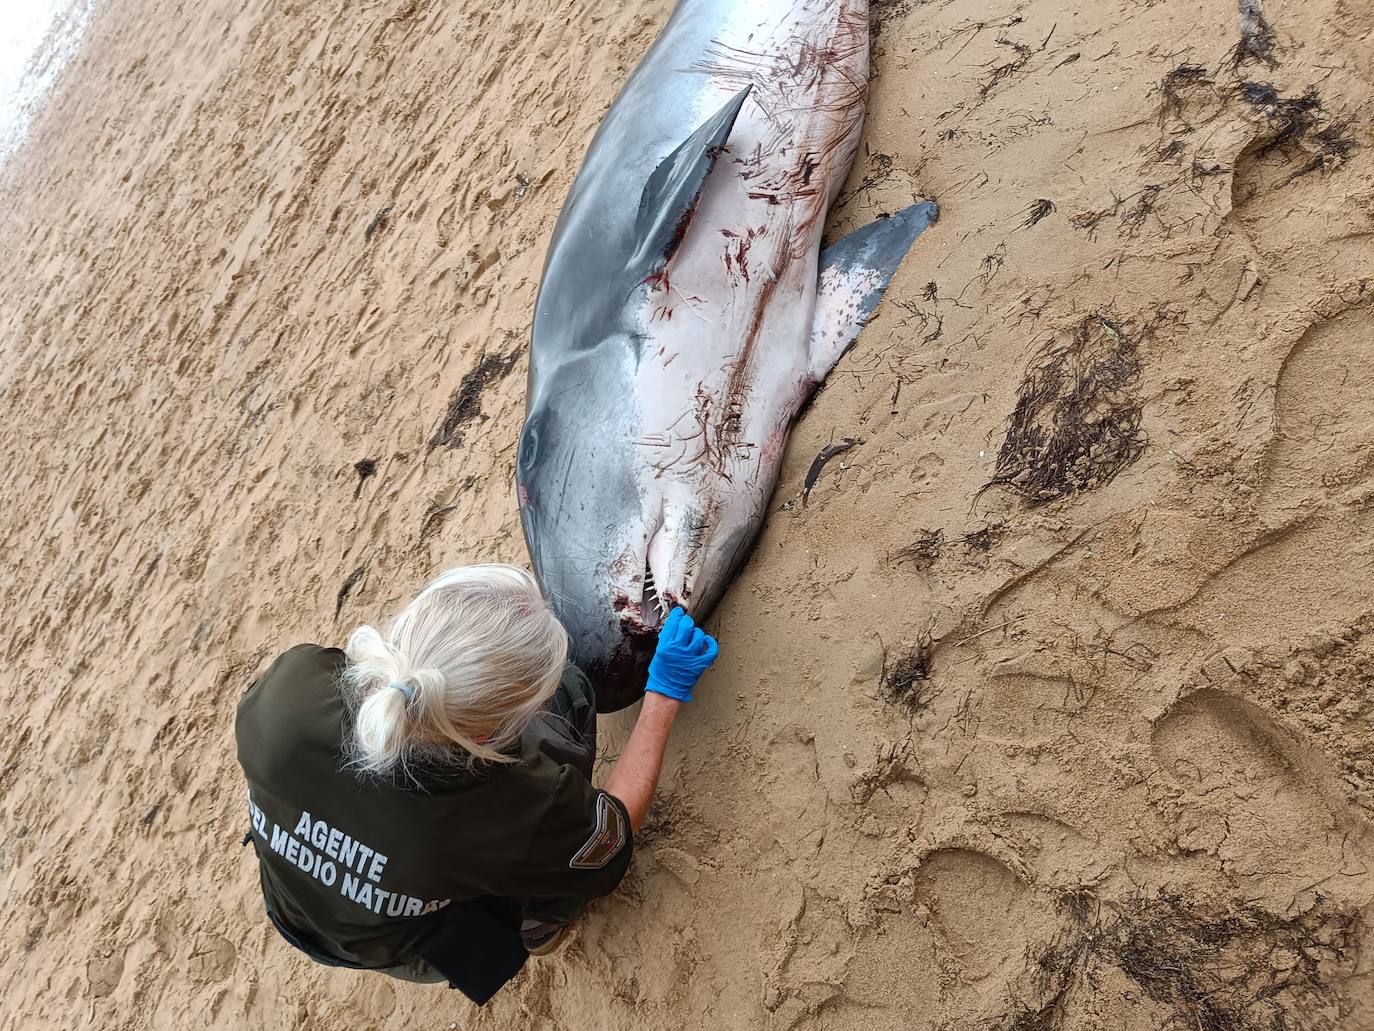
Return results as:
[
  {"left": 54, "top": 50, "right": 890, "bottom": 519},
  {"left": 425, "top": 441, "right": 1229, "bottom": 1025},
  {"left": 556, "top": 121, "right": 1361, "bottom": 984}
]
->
[
  {"left": 839, "top": 849, "right": 1063, "bottom": 1022},
  {"left": 343, "top": 977, "right": 396, "bottom": 1023},
  {"left": 912, "top": 849, "right": 1057, "bottom": 986},
  {"left": 86, "top": 951, "right": 125, "bottom": 999},
  {"left": 187, "top": 933, "right": 237, "bottom": 984},
  {"left": 761, "top": 724, "right": 830, "bottom": 859},
  {"left": 1255, "top": 306, "right": 1374, "bottom": 519},
  {"left": 763, "top": 890, "right": 853, "bottom": 1028},
  {"left": 1151, "top": 687, "right": 1367, "bottom": 906}
]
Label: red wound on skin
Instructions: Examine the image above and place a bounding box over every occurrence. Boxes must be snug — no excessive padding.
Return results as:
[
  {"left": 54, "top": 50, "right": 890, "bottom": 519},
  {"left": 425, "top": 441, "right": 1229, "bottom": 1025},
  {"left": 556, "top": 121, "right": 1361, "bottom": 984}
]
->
[{"left": 722, "top": 232, "right": 753, "bottom": 286}]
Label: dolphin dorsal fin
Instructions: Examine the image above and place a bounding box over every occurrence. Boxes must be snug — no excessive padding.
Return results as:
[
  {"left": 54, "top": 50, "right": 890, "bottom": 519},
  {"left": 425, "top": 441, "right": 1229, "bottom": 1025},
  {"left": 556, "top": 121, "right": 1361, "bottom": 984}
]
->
[
  {"left": 629, "top": 86, "right": 753, "bottom": 280},
  {"left": 807, "top": 200, "right": 940, "bottom": 382}
]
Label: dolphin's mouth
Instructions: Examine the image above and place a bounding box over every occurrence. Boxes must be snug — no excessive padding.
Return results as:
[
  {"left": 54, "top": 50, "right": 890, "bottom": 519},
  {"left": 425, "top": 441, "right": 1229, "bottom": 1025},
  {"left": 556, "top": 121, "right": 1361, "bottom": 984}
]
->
[
  {"left": 641, "top": 558, "right": 669, "bottom": 629},
  {"left": 611, "top": 554, "right": 672, "bottom": 635}
]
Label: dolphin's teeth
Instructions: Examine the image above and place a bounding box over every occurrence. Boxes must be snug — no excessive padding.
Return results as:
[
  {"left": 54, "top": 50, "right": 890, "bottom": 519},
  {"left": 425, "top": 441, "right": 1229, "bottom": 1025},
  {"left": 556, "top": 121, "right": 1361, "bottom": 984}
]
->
[
  {"left": 643, "top": 564, "right": 662, "bottom": 619},
  {"left": 642, "top": 562, "right": 672, "bottom": 621}
]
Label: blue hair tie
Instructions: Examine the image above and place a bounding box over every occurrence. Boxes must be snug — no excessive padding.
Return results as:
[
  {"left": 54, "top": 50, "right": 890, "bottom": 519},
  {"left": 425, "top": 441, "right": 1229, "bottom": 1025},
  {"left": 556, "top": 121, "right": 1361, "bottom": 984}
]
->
[{"left": 389, "top": 680, "right": 416, "bottom": 704}]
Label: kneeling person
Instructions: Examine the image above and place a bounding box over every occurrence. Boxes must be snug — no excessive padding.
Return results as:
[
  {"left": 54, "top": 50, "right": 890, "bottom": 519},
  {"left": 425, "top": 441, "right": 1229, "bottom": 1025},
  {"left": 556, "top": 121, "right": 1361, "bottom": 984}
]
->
[{"left": 235, "top": 564, "right": 718, "bottom": 1003}]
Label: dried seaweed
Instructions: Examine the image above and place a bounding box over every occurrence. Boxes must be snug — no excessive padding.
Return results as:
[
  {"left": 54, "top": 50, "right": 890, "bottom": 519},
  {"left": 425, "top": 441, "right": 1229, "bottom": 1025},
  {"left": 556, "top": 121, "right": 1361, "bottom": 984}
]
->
[
  {"left": 977, "top": 244, "right": 1008, "bottom": 287},
  {"left": 882, "top": 631, "right": 934, "bottom": 710},
  {"left": 982, "top": 892, "right": 1361, "bottom": 1031},
  {"left": 1157, "top": 63, "right": 1213, "bottom": 126},
  {"left": 352, "top": 457, "right": 377, "bottom": 499},
  {"left": 429, "top": 350, "right": 519, "bottom": 449},
  {"left": 1238, "top": 83, "right": 1358, "bottom": 181},
  {"left": 892, "top": 300, "right": 944, "bottom": 344},
  {"left": 1016, "top": 199, "right": 1057, "bottom": 230},
  {"left": 335, "top": 563, "right": 366, "bottom": 618},
  {"left": 894, "top": 528, "right": 944, "bottom": 568},
  {"left": 991, "top": 314, "right": 1146, "bottom": 503},
  {"left": 364, "top": 205, "right": 394, "bottom": 244},
  {"left": 1107, "top": 895, "right": 1353, "bottom": 1028},
  {"left": 1241, "top": 84, "right": 1323, "bottom": 157},
  {"left": 801, "top": 438, "right": 859, "bottom": 505},
  {"left": 1232, "top": 0, "right": 1278, "bottom": 70},
  {"left": 958, "top": 525, "right": 998, "bottom": 552},
  {"left": 980, "top": 35, "right": 1034, "bottom": 99},
  {"left": 1069, "top": 208, "right": 1111, "bottom": 236},
  {"left": 1119, "top": 185, "right": 1163, "bottom": 236},
  {"left": 1313, "top": 119, "right": 1358, "bottom": 163}
]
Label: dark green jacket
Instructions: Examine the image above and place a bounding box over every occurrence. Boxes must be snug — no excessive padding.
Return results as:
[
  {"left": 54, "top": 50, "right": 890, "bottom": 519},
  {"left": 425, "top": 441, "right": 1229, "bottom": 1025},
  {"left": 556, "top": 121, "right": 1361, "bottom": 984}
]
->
[{"left": 235, "top": 644, "right": 632, "bottom": 968}]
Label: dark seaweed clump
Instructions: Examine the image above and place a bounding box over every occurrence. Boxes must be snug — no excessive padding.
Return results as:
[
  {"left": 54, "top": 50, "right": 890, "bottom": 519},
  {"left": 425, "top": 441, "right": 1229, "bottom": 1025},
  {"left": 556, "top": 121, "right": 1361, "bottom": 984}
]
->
[
  {"left": 1016, "top": 198, "right": 1057, "bottom": 230},
  {"left": 991, "top": 314, "right": 1146, "bottom": 503},
  {"left": 894, "top": 528, "right": 944, "bottom": 569},
  {"left": 429, "top": 350, "right": 519, "bottom": 449},
  {"left": 1232, "top": 0, "right": 1278, "bottom": 70},
  {"left": 984, "top": 892, "right": 1362, "bottom": 1031},
  {"left": 352, "top": 457, "right": 377, "bottom": 499},
  {"left": 1238, "top": 84, "right": 1357, "bottom": 180},
  {"left": 882, "top": 632, "right": 934, "bottom": 711},
  {"left": 335, "top": 563, "right": 366, "bottom": 618}
]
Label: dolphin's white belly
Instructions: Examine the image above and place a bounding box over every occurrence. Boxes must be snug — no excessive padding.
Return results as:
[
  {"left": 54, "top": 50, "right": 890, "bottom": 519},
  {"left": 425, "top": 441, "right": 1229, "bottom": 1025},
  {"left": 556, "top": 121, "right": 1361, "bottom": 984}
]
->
[{"left": 630, "top": 0, "right": 869, "bottom": 601}]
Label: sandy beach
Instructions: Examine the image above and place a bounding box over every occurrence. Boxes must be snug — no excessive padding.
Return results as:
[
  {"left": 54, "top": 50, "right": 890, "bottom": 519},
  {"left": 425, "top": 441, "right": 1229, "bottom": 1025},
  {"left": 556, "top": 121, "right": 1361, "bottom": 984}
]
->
[{"left": 1, "top": 0, "right": 1372, "bottom": 1027}]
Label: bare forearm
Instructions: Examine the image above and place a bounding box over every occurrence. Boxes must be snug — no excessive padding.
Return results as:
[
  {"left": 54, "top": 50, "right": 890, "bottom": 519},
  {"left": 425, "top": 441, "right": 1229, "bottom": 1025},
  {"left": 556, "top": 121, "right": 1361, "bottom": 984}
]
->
[{"left": 603, "top": 692, "right": 680, "bottom": 833}]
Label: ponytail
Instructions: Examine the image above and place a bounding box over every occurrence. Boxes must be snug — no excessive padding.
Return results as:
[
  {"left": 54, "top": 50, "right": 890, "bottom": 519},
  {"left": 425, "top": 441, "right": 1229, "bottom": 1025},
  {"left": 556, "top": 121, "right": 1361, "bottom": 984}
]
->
[
  {"left": 341, "top": 565, "right": 568, "bottom": 777},
  {"left": 353, "top": 680, "right": 410, "bottom": 772}
]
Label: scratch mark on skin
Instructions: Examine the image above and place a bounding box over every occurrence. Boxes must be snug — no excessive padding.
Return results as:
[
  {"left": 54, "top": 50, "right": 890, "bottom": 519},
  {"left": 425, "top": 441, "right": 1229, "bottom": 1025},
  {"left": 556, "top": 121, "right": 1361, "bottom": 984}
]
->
[
  {"left": 629, "top": 3, "right": 875, "bottom": 606},
  {"left": 520, "top": 0, "right": 900, "bottom": 710},
  {"left": 722, "top": 228, "right": 756, "bottom": 287},
  {"left": 720, "top": 242, "right": 789, "bottom": 449},
  {"left": 697, "top": 0, "right": 868, "bottom": 254}
]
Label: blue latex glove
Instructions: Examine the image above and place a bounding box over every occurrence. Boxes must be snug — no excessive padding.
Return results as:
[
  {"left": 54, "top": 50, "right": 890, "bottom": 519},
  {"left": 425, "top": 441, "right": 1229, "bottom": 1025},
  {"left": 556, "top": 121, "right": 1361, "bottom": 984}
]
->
[{"left": 645, "top": 607, "right": 720, "bottom": 703}]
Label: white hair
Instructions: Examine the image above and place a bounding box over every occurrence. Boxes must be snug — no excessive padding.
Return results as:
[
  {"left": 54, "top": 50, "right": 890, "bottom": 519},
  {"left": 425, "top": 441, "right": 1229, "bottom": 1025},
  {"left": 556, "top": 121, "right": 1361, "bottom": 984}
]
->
[{"left": 343, "top": 564, "right": 568, "bottom": 775}]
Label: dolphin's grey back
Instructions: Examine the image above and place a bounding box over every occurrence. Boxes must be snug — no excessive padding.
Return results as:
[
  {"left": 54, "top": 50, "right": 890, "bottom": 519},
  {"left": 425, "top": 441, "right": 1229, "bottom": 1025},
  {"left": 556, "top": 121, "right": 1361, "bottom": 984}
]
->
[{"left": 528, "top": 3, "right": 724, "bottom": 392}]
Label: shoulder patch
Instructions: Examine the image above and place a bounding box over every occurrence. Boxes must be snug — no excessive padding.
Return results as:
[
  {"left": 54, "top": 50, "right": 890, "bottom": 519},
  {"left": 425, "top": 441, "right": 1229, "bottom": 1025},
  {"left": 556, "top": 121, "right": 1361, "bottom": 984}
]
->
[{"left": 569, "top": 793, "right": 628, "bottom": 870}]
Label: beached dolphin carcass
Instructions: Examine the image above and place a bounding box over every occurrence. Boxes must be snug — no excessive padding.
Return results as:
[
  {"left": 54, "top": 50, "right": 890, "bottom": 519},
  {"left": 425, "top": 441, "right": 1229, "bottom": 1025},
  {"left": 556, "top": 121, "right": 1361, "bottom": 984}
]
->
[{"left": 517, "top": 0, "right": 938, "bottom": 710}]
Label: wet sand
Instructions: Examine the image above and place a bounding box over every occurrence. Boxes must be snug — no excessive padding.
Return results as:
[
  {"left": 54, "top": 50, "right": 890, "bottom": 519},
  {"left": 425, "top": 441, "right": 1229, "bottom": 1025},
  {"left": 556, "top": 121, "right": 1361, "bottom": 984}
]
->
[{"left": 0, "top": 0, "right": 1371, "bottom": 1028}]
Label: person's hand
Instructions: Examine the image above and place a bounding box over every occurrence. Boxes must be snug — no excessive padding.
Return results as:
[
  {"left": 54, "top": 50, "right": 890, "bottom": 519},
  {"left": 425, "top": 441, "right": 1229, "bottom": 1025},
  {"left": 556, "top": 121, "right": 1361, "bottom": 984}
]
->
[{"left": 645, "top": 607, "right": 719, "bottom": 703}]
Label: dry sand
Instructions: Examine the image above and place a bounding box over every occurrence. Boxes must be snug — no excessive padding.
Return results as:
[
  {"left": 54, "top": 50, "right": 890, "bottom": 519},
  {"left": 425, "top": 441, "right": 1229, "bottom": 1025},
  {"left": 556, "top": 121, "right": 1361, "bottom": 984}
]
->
[{"left": 1, "top": 0, "right": 1372, "bottom": 1028}]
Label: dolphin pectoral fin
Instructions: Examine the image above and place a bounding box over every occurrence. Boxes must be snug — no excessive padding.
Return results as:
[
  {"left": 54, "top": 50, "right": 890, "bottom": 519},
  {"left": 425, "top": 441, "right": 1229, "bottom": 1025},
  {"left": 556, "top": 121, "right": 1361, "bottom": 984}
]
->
[
  {"left": 628, "top": 85, "right": 754, "bottom": 279},
  {"left": 806, "top": 200, "right": 940, "bottom": 382}
]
